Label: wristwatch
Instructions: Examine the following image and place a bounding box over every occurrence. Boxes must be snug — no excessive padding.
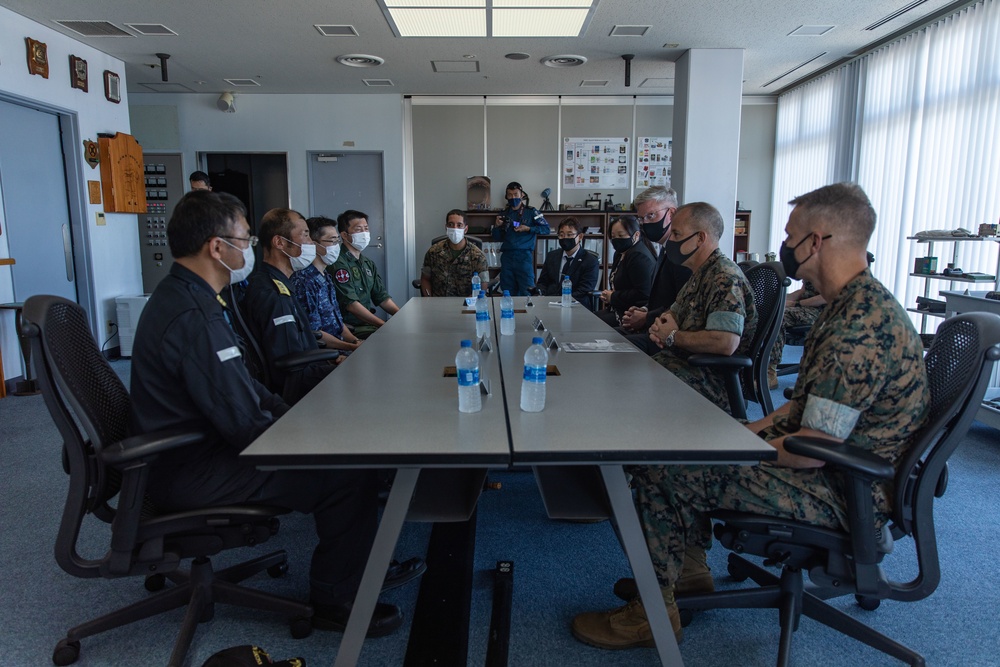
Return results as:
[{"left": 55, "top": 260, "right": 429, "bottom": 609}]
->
[{"left": 664, "top": 329, "right": 678, "bottom": 348}]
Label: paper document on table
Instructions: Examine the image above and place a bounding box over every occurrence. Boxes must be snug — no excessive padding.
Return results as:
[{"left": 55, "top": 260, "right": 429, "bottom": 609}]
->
[
  {"left": 560, "top": 339, "right": 639, "bottom": 353},
  {"left": 548, "top": 301, "right": 580, "bottom": 308}
]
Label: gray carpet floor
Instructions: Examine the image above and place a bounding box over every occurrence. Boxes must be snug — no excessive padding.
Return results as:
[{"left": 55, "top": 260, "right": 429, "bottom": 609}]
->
[{"left": 3, "top": 359, "right": 1000, "bottom": 667}]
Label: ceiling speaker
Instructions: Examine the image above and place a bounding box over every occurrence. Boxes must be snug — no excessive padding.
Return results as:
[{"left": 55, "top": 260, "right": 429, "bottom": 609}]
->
[{"left": 217, "top": 92, "right": 236, "bottom": 113}]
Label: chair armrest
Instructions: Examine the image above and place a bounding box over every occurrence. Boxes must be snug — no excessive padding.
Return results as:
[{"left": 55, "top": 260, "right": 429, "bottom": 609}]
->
[
  {"left": 784, "top": 436, "right": 894, "bottom": 480},
  {"left": 273, "top": 348, "right": 340, "bottom": 371},
  {"left": 101, "top": 428, "right": 207, "bottom": 467},
  {"left": 687, "top": 353, "right": 753, "bottom": 370}
]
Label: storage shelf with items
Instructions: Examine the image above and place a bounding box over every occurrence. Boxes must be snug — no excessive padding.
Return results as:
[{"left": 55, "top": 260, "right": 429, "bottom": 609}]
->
[
  {"left": 907, "top": 235, "right": 1000, "bottom": 334},
  {"left": 732, "top": 210, "right": 751, "bottom": 262}
]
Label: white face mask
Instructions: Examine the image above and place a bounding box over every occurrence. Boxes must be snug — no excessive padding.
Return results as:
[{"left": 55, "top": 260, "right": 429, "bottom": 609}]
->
[
  {"left": 351, "top": 231, "right": 370, "bottom": 252},
  {"left": 283, "top": 241, "right": 316, "bottom": 272},
  {"left": 446, "top": 227, "right": 466, "bottom": 244},
  {"left": 320, "top": 243, "right": 341, "bottom": 265},
  {"left": 219, "top": 239, "right": 255, "bottom": 284}
]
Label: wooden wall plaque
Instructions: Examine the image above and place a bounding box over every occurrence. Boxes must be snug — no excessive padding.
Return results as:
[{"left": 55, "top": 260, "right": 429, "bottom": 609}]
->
[
  {"left": 98, "top": 133, "right": 147, "bottom": 213},
  {"left": 26, "top": 37, "right": 49, "bottom": 78},
  {"left": 70, "top": 55, "right": 88, "bottom": 92}
]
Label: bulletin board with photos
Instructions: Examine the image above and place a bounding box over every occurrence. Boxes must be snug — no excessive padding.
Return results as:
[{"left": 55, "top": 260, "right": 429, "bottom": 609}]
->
[
  {"left": 562, "top": 137, "right": 630, "bottom": 190},
  {"left": 635, "top": 137, "right": 672, "bottom": 189}
]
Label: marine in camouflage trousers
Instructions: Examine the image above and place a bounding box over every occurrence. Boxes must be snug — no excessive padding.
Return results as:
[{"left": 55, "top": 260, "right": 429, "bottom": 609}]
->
[
  {"left": 652, "top": 350, "right": 733, "bottom": 414},
  {"left": 769, "top": 305, "right": 821, "bottom": 373},
  {"left": 630, "top": 461, "right": 843, "bottom": 590}
]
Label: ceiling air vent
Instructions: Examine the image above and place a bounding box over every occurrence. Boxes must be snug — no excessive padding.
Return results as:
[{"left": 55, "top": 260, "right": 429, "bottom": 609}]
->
[
  {"left": 865, "top": 0, "right": 931, "bottom": 30},
  {"left": 336, "top": 54, "right": 385, "bottom": 68},
  {"left": 788, "top": 25, "right": 835, "bottom": 37},
  {"left": 761, "top": 52, "right": 827, "bottom": 88},
  {"left": 610, "top": 25, "right": 650, "bottom": 37},
  {"left": 505, "top": 52, "right": 531, "bottom": 61},
  {"left": 315, "top": 24, "right": 359, "bottom": 36},
  {"left": 139, "top": 82, "right": 194, "bottom": 93},
  {"left": 55, "top": 20, "right": 132, "bottom": 37},
  {"left": 224, "top": 78, "right": 261, "bottom": 87},
  {"left": 541, "top": 55, "right": 587, "bottom": 68},
  {"left": 639, "top": 78, "right": 673, "bottom": 88},
  {"left": 580, "top": 80, "right": 609, "bottom": 87},
  {"left": 363, "top": 79, "right": 395, "bottom": 87},
  {"left": 126, "top": 23, "right": 178, "bottom": 36},
  {"left": 432, "top": 60, "right": 480, "bottom": 73}
]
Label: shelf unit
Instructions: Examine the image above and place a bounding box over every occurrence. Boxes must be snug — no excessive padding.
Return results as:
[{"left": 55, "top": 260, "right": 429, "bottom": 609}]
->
[
  {"left": 908, "top": 235, "right": 1000, "bottom": 334},
  {"left": 464, "top": 209, "right": 627, "bottom": 290},
  {"left": 733, "top": 210, "right": 751, "bottom": 262}
]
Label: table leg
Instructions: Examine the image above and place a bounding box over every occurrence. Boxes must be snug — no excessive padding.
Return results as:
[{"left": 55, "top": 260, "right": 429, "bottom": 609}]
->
[
  {"left": 599, "top": 464, "right": 685, "bottom": 667},
  {"left": 333, "top": 467, "right": 420, "bottom": 667}
]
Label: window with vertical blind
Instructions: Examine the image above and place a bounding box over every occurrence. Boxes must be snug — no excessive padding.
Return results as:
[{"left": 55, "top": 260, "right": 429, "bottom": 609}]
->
[{"left": 770, "top": 0, "right": 1000, "bottom": 322}]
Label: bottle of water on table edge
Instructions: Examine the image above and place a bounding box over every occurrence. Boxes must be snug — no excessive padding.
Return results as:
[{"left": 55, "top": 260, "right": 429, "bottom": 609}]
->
[
  {"left": 500, "top": 290, "right": 515, "bottom": 336},
  {"left": 471, "top": 271, "right": 481, "bottom": 297},
  {"left": 456, "top": 340, "right": 482, "bottom": 413},
  {"left": 520, "top": 336, "right": 548, "bottom": 412},
  {"left": 475, "top": 290, "right": 491, "bottom": 338},
  {"left": 561, "top": 275, "right": 572, "bottom": 307}
]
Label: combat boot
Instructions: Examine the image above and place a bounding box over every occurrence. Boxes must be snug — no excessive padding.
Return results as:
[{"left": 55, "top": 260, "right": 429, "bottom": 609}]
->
[
  {"left": 613, "top": 545, "right": 714, "bottom": 601},
  {"left": 571, "top": 588, "right": 682, "bottom": 649}
]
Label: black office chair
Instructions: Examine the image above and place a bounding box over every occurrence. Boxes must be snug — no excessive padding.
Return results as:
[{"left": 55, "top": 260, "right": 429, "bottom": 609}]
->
[
  {"left": 688, "top": 261, "right": 790, "bottom": 419},
  {"left": 227, "top": 284, "right": 339, "bottom": 404},
  {"left": 412, "top": 235, "right": 487, "bottom": 293},
  {"left": 678, "top": 312, "right": 1000, "bottom": 667},
  {"left": 23, "top": 295, "right": 313, "bottom": 667}
]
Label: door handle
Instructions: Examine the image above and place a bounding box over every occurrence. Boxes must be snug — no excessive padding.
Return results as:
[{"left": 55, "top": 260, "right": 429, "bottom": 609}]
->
[
  {"left": 62, "top": 224, "right": 74, "bottom": 281},
  {"left": 374, "top": 243, "right": 383, "bottom": 249}
]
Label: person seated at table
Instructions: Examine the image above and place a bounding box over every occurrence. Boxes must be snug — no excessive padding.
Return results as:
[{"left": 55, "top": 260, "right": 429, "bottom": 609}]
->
[
  {"left": 646, "top": 202, "right": 757, "bottom": 415},
  {"left": 130, "top": 190, "right": 425, "bottom": 639},
  {"left": 241, "top": 207, "right": 339, "bottom": 398},
  {"left": 571, "top": 182, "right": 929, "bottom": 650},
  {"left": 597, "top": 215, "right": 655, "bottom": 326},
  {"left": 535, "top": 217, "right": 600, "bottom": 309},
  {"left": 420, "top": 209, "right": 489, "bottom": 297},
  {"left": 290, "top": 216, "right": 362, "bottom": 353},
  {"left": 331, "top": 209, "right": 400, "bottom": 339}
]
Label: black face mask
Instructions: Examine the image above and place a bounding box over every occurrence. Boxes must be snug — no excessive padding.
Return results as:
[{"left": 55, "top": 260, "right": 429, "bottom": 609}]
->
[
  {"left": 611, "top": 236, "right": 635, "bottom": 253},
  {"left": 779, "top": 232, "right": 831, "bottom": 280},
  {"left": 558, "top": 237, "right": 578, "bottom": 252},
  {"left": 663, "top": 232, "right": 700, "bottom": 265},
  {"left": 641, "top": 212, "right": 670, "bottom": 243}
]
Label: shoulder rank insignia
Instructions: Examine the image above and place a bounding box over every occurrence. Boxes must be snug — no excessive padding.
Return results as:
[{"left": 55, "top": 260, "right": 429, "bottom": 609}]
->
[{"left": 272, "top": 278, "right": 291, "bottom": 296}]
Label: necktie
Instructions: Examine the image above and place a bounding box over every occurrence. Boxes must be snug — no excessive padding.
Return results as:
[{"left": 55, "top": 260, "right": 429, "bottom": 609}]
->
[{"left": 562, "top": 255, "right": 573, "bottom": 277}]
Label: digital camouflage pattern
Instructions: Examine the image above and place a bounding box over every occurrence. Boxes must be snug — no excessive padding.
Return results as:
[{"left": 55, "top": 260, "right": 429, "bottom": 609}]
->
[
  {"left": 330, "top": 251, "right": 391, "bottom": 327},
  {"left": 290, "top": 264, "right": 347, "bottom": 339},
  {"left": 421, "top": 239, "right": 489, "bottom": 297},
  {"left": 769, "top": 279, "right": 823, "bottom": 373},
  {"left": 634, "top": 269, "right": 929, "bottom": 590},
  {"left": 652, "top": 248, "right": 757, "bottom": 413}
]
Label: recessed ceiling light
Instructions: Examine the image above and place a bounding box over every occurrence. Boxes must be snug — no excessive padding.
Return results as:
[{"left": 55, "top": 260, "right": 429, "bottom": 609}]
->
[
  {"left": 336, "top": 54, "right": 385, "bottom": 68},
  {"left": 378, "top": 0, "right": 598, "bottom": 37},
  {"left": 505, "top": 52, "right": 531, "bottom": 60},
  {"left": 541, "top": 55, "right": 587, "bottom": 68}
]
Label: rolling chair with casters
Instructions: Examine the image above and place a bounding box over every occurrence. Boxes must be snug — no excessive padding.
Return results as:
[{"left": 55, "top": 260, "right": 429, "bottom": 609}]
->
[
  {"left": 678, "top": 312, "right": 1000, "bottom": 667},
  {"left": 687, "top": 261, "right": 790, "bottom": 419},
  {"left": 22, "top": 295, "right": 314, "bottom": 667}
]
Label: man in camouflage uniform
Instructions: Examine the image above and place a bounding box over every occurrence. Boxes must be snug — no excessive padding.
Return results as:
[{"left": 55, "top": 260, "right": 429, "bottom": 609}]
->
[
  {"left": 767, "top": 279, "right": 824, "bottom": 387},
  {"left": 572, "top": 183, "right": 929, "bottom": 650},
  {"left": 646, "top": 202, "right": 757, "bottom": 415},
  {"left": 420, "top": 209, "right": 489, "bottom": 297}
]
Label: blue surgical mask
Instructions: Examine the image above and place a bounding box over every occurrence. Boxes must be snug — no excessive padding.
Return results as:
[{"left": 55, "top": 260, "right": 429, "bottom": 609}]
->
[{"left": 507, "top": 197, "right": 522, "bottom": 209}]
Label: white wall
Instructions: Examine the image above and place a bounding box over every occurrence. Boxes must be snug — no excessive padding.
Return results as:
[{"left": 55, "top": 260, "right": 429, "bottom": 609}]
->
[
  {"left": 0, "top": 6, "right": 139, "bottom": 382},
  {"left": 128, "top": 93, "right": 408, "bottom": 302}
]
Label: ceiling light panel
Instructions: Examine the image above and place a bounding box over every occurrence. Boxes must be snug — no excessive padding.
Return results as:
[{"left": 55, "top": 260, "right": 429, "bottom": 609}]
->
[
  {"left": 493, "top": 0, "right": 592, "bottom": 5},
  {"left": 386, "top": 0, "right": 484, "bottom": 5},
  {"left": 389, "top": 8, "right": 486, "bottom": 36},
  {"left": 493, "top": 9, "right": 589, "bottom": 36}
]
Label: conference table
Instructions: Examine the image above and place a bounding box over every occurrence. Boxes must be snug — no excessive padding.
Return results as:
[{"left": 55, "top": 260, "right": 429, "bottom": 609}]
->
[{"left": 241, "top": 296, "right": 776, "bottom": 667}]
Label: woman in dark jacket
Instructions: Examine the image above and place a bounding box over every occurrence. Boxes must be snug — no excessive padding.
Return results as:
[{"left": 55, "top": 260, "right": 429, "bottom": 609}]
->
[{"left": 596, "top": 215, "right": 656, "bottom": 326}]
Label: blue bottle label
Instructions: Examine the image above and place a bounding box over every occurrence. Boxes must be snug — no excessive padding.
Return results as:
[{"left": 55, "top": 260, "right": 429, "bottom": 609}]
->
[
  {"left": 458, "top": 368, "right": 479, "bottom": 387},
  {"left": 476, "top": 310, "right": 489, "bottom": 322},
  {"left": 501, "top": 308, "right": 513, "bottom": 319},
  {"left": 523, "top": 365, "right": 547, "bottom": 383}
]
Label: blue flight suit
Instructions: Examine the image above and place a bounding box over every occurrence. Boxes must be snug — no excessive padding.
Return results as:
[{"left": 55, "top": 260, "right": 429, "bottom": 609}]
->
[{"left": 491, "top": 205, "right": 550, "bottom": 295}]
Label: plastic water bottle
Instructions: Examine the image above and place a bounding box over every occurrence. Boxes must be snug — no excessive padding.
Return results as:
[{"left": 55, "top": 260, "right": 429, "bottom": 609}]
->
[
  {"left": 475, "top": 290, "right": 491, "bottom": 338},
  {"left": 520, "top": 337, "right": 548, "bottom": 412},
  {"left": 471, "top": 272, "right": 481, "bottom": 297},
  {"left": 561, "top": 275, "right": 572, "bottom": 307},
  {"left": 500, "top": 290, "right": 515, "bottom": 336},
  {"left": 456, "top": 340, "right": 482, "bottom": 413}
]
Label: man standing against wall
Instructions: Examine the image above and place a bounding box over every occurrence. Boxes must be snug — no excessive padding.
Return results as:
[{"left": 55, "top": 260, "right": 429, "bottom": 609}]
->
[{"left": 491, "top": 181, "right": 550, "bottom": 296}]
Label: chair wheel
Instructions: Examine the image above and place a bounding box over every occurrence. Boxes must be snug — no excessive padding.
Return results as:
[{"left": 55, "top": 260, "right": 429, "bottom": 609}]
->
[
  {"left": 52, "top": 639, "right": 80, "bottom": 666},
  {"left": 678, "top": 608, "right": 694, "bottom": 627},
  {"left": 855, "top": 595, "right": 881, "bottom": 611},
  {"left": 290, "top": 616, "right": 313, "bottom": 639},
  {"left": 144, "top": 574, "right": 166, "bottom": 591},
  {"left": 267, "top": 561, "right": 289, "bottom": 578}
]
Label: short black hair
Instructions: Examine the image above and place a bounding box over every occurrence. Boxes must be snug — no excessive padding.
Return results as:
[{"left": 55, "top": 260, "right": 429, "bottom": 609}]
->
[
  {"left": 445, "top": 209, "right": 466, "bottom": 223},
  {"left": 259, "top": 208, "right": 304, "bottom": 252},
  {"left": 557, "top": 217, "right": 582, "bottom": 236},
  {"left": 189, "top": 170, "right": 210, "bottom": 186},
  {"left": 306, "top": 215, "right": 338, "bottom": 240},
  {"left": 505, "top": 181, "right": 522, "bottom": 193},
  {"left": 215, "top": 192, "right": 246, "bottom": 221},
  {"left": 337, "top": 209, "right": 368, "bottom": 234},
  {"left": 167, "top": 190, "right": 235, "bottom": 258}
]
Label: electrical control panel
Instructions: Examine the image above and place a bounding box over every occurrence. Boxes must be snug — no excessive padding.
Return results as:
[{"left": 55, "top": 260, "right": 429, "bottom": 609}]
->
[{"left": 138, "top": 154, "right": 184, "bottom": 293}]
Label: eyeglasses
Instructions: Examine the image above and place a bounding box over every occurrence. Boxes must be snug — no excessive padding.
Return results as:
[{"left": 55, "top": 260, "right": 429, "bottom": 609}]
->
[
  {"left": 318, "top": 238, "right": 342, "bottom": 246},
  {"left": 220, "top": 235, "right": 258, "bottom": 247},
  {"left": 638, "top": 208, "right": 669, "bottom": 223},
  {"left": 556, "top": 232, "right": 580, "bottom": 239}
]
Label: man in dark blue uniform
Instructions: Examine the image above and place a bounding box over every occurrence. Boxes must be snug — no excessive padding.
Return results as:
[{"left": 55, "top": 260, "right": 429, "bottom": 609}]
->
[
  {"left": 130, "top": 190, "right": 422, "bottom": 636},
  {"left": 491, "top": 181, "right": 550, "bottom": 295}
]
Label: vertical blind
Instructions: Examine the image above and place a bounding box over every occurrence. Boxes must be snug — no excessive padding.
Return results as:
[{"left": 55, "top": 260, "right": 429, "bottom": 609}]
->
[{"left": 771, "top": 0, "right": 1000, "bottom": 329}]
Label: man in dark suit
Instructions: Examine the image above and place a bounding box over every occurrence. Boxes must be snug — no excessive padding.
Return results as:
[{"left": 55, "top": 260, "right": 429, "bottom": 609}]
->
[
  {"left": 618, "top": 186, "right": 693, "bottom": 354},
  {"left": 535, "top": 217, "right": 600, "bottom": 310}
]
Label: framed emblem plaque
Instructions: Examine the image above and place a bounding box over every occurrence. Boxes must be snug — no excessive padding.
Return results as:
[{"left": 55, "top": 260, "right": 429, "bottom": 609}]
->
[
  {"left": 26, "top": 37, "right": 49, "bottom": 78},
  {"left": 103, "top": 70, "right": 121, "bottom": 104},
  {"left": 70, "top": 55, "right": 88, "bottom": 92}
]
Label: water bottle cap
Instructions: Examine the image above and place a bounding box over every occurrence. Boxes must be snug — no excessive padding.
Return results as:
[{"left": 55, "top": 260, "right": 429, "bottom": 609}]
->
[
  {"left": 472, "top": 272, "right": 478, "bottom": 276},
  {"left": 460, "top": 339, "right": 472, "bottom": 347},
  {"left": 532, "top": 337, "right": 544, "bottom": 345},
  {"left": 478, "top": 290, "right": 486, "bottom": 298},
  {"left": 503, "top": 290, "right": 510, "bottom": 296}
]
